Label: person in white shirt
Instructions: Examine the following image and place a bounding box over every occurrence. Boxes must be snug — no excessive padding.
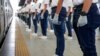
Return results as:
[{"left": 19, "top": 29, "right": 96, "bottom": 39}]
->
[
  {"left": 47, "top": 1, "right": 54, "bottom": 33},
  {"left": 65, "top": 0, "right": 73, "bottom": 40},
  {"left": 39, "top": 0, "right": 49, "bottom": 40},
  {"left": 72, "top": 0, "right": 99, "bottom": 56},
  {"left": 25, "top": 0, "right": 32, "bottom": 32},
  {"left": 21, "top": 7, "right": 28, "bottom": 25},
  {"left": 36, "top": 3, "right": 41, "bottom": 23},
  {"left": 31, "top": 0, "right": 39, "bottom": 37},
  {"left": 51, "top": 0, "right": 67, "bottom": 56}
]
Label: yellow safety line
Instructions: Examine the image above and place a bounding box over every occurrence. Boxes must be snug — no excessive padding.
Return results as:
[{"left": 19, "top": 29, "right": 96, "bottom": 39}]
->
[{"left": 15, "top": 21, "right": 30, "bottom": 56}]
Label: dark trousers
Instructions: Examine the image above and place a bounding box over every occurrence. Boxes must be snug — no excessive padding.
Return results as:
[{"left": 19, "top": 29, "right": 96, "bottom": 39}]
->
[
  {"left": 48, "top": 14, "right": 54, "bottom": 30},
  {"left": 40, "top": 10, "right": 48, "bottom": 36},
  {"left": 22, "top": 15, "right": 27, "bottom": 24},
  {"left": 25, "top": 16, "right": 28, "bottom": 25},
  {"left": 66, "top": 13, "right": 72, "bottom": 37},
  {"left": 27, "top": 14, "right": 31, "bottom": 29},
  {"left": 51, "top": 7, "right": 66, "bottom": 56},
  {"left": 37, "top": 13, "right": 41, "bottom": 23},
  {"left": 73, "top": 3, "right": 100, "bottom": 56},
  {"left": 32, "top": 13, "right": 38, "bottom": 33}
]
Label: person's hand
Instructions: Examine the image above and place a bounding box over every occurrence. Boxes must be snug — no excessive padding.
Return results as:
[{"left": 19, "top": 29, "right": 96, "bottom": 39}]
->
[
  {"left": 26, "top": 14, "right": 29, "bottom": 18},
  {"left": 41, "top": 14, "right": 44, "bottom": 19},
  {"left": 65, "top": 17, "right": 68, "bottom": 21},
  {"left": 77, "top": 15, "right": 88, "bottom": 27},
  {"left": 33, "top": 15, "right": 36, "bottom": 20},
  {"left": 49, "top": 15, "right": 52, "bottom": 21},
  {"left": 52, "top": 14, "right": 61, "bottom": 25}
]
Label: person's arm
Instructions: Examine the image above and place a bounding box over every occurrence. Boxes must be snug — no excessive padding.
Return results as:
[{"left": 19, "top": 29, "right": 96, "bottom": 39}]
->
[
  {"left": 52, "top": 0, "right": 63, "bottom": 24},
  {"left": 55, "top": 0, "right": 63, "bottom": 14},
  {"left": 77, "top": 0, "right": 92, "bottom": 27},
  {"left": 82, "top": 0, "right": 92, "bottom": 13}
]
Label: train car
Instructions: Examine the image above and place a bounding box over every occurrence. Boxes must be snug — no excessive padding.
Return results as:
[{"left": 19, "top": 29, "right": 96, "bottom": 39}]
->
[{"left": 0, "top": 0, "right": 13, "bottom": 48}]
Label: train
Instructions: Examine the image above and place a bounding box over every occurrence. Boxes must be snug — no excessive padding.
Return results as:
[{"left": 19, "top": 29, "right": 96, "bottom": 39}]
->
[{"left": 0, "top": 0, "right": 13, "bottom": 48}]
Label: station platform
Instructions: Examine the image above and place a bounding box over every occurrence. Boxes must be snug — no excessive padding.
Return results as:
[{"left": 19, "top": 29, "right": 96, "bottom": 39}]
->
[{"left": 0, "top": 16, "right": 100, "bottom": 56}]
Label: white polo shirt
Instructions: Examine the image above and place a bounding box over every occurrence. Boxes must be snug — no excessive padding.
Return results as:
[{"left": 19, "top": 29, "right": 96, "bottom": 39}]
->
[
  {"left": 21, "top": 7, "right": 26, "bottom": 13},
  {"left": 35, "top": 3, "right": 40, "bottom": 10},
  {"left": 37, "top": 3, "right": 41, "bottom": 13},
  {"left": 63, "top": 0, "right": 73, "bottom": 11},
  {"left": 40, "top": 0, "right": 49, "bottom": 10},
  {"left": 51, "top": 0, "right": 58, "bottom": 7},
  {"left": 19, "top": 9, "right": 22, "bottom": 13},
  {"left": 24, "top": 5, "right": 30, "bottom": 12},
  {"left": 51, "top": 0, "right": 69, "bottom": 8},
  {"left": 47, "top": 6, "right": 52, "bottom": 14},
  {"left": 30, "top": 2, "right": 35, "bottom": 12},
  {"left": 73, "top": 0, "right": 98, "bottom": 5},
  {"left": 25, "top": 3, "right": 32, "bottom": 12}
]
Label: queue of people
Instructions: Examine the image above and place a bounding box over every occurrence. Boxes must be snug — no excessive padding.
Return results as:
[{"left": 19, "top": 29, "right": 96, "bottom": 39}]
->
[{"left": 17, "top": 0, "right": 100, "bottom": 56}]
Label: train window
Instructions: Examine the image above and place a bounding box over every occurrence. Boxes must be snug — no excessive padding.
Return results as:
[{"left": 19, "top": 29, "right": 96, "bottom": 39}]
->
[
  {"left": 1, "top": 0, "right": 3, "bottom": 5},
  {"left": 5, "top": 2, "right": 7, "bottom": 7},
  {"left": 0, "top": 0, "right": 1, "bottom": 5},
  {"left": 0, "top": 6, "right": 2, "bottom": 34},
  {"left": 0, "top": 19, "right": 1, "bottom": 34}
]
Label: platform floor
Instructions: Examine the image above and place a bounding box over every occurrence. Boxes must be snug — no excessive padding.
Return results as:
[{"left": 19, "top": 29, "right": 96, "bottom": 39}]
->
[{"left": 0, "top": 17, "right": 100, "bottom": 56}]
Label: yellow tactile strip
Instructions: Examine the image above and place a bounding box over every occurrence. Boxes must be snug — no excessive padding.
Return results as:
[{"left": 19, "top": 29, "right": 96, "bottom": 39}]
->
[{"left": 15, "top": 21, "right": 30, "bottom": 56}]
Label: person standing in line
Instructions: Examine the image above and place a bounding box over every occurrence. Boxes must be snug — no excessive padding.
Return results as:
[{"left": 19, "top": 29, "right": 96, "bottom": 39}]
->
[
  {"left": 31, "top": 0, "right": 39, "bottom": 37},
  {"left": 72, "top": 0, "right": 100, "bottom": 56},
  {"left": 37, "top": 3, "right": 41, "bottom": 24},
  {"left": 39, "top": 0, "right": 49, "bottom": 40},
  {"left": 65, "top": 0, "right": 73, "bottom": 40},
  {"left": 51, "top": 0, "right": 67, "bottom": 56},
  {"left": 25, "top": 0, "right": 32, "bottom": 32},
  {"left": 47, "top": 0, "right": 54, "bottom": 33}
]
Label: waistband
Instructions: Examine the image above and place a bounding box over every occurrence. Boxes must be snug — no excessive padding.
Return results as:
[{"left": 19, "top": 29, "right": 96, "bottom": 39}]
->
[
  {"left": 74, "top": 3, "right": 97, "bottom": 8},
  {"left": 51, "top": 6, "right": 66, "bottom": 10}
]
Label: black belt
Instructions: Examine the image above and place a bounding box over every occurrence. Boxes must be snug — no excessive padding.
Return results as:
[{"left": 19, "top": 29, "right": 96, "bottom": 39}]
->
[
  {"left": 51, "top": 6, "right": 65, "bottom": 10},
  {"left": 74, "top": 4, "right": 83, "bottom": 8}
]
